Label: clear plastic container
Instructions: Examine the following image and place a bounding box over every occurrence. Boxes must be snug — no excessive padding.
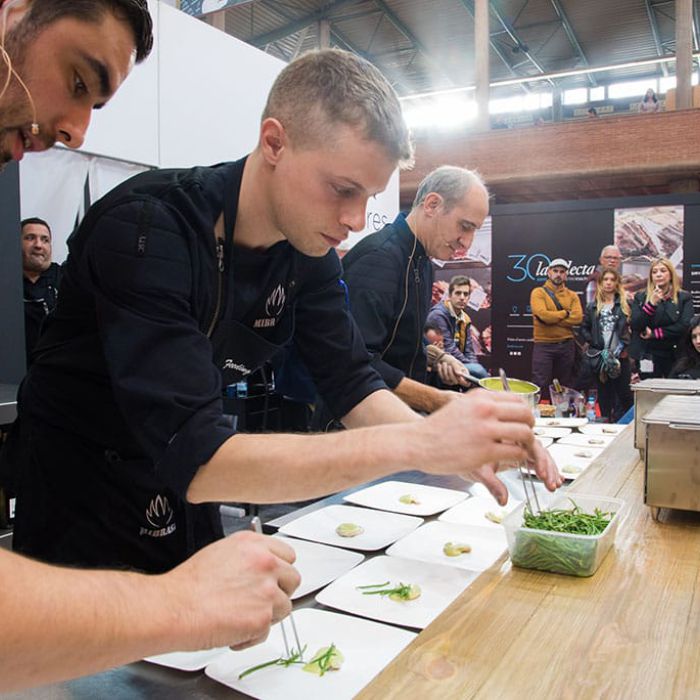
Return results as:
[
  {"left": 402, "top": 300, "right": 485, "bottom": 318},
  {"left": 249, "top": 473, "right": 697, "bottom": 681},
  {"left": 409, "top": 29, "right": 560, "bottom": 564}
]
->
[{"left": 503, "top": 494, "right": 624, "bottom": 577}]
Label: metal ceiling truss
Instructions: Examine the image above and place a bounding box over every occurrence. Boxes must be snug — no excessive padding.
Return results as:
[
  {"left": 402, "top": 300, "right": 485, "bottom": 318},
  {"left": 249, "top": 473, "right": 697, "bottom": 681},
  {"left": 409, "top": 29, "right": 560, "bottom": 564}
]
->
[
  {"left": 250, "top": 0, "right": 361, "bottom": 47},
  {"left": 645, "top": 0, "right": 700, "bottom": 72},
  {"left": 645, "top": 0, "right": 670, "bottom": 76},
  {"left": 257, "top": 0, "right": 412, "bottom": 92},
  {"left": 549, "top": 0, "right": 595, "bottom": 86}
]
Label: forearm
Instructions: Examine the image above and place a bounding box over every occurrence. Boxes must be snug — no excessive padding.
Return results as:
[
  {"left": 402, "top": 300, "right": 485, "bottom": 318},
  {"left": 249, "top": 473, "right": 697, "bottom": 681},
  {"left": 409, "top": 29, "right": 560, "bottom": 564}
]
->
[
  {"left": 0, "top": 550, "right": 183, "bottom": 692},
  {"left": 188, "top": 404, "right": 419, "bottom": 504},
  {"left": 393, "top": 376, "right": 454, "bottom": 413}
]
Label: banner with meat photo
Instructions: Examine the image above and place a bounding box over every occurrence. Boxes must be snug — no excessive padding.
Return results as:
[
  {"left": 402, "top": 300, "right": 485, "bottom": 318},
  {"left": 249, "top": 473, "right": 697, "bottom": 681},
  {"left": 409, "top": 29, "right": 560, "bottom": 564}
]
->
[
  {"left": 614, "top": 206, "right": 684, "bottom": 300},
  {"left": 431, "top": 217, "right": 493, "bottom": 371}
]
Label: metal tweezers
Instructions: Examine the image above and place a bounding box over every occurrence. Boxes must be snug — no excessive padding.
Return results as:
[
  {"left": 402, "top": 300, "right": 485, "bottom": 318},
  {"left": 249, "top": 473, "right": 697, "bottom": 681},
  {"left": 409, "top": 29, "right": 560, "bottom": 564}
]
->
[{"left": 250, "top": 516, "right": 305, "bottom": 660}]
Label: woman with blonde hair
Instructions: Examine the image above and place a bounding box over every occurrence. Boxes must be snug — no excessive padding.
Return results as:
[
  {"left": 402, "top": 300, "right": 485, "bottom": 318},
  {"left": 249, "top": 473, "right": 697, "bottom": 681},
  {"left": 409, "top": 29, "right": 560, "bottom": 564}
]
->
[
  {"left": 581, "top": 267, "right": 633, "bottom": 421},
  {"left": 630, "top": 258, "right": 693, "bottom": 378}
]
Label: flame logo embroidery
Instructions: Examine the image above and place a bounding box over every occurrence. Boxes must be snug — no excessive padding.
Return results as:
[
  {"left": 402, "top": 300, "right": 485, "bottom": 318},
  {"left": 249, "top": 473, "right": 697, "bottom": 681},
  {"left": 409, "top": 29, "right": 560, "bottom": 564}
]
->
[
  {"left": 145, "top": 494, "right": 174, "bottom": 529},
  {"left": 265, "top": 284, "right": 286, "bottom": 317}
]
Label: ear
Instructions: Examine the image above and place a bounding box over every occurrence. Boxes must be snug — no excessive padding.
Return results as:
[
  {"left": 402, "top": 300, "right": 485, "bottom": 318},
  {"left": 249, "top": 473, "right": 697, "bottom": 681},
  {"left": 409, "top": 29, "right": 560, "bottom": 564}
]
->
[
  {"left": 1, "top": 0, "right": 31, "bottom": 29},
  {"left": 259, "top": 118, "right": 288, "bottom": 166},
  {"left": 422, "top": 192, "right": 443, "bottom": 216}
]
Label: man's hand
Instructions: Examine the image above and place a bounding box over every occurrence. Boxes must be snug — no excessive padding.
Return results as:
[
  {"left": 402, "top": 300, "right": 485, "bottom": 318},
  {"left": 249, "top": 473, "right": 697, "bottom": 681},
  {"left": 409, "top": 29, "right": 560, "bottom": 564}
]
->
[
  {"left": 436, "top": 353, "right": 472, "bottom": 388},
  {"left": 166, "top": 531, "right": 300, "bottom": 652},
  {"left": 414, "top": 390, "right": 563, "bottom": 505}
]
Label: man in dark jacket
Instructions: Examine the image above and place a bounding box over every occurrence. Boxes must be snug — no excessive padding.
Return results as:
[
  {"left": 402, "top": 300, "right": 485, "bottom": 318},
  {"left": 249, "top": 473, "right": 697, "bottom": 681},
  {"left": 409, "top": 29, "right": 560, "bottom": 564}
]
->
[
  {"left": 20, "top": 217, "right": 61, "bottom": 364},
  {"left": 13, "top": 50, "right": 559, "bottom": 575},
  {"left": 342, "top": 165, "right": 490, "bottom": 413}
]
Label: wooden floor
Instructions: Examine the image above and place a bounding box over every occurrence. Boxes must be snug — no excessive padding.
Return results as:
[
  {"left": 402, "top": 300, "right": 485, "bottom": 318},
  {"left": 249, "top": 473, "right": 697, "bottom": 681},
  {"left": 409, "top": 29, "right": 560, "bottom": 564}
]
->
[{"left": 357, "top": 426, "right": 700, "bottom": 700}]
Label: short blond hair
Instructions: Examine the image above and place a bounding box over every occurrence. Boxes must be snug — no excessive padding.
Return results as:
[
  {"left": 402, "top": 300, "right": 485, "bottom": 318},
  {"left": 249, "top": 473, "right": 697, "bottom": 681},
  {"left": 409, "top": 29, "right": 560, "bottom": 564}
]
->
[
  {"left": 262, "top": 49, "right": 413, "bottom": 168},
  {"left": 646, "top": 257, "right": 681, "bottom": 304}
]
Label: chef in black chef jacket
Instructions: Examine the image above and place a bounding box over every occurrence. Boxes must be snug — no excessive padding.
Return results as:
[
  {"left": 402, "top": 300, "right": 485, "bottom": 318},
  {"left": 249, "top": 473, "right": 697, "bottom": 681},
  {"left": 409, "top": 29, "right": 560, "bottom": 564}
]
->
[{"left": 13, "top": 49, "right": 560, "bottom": 573}]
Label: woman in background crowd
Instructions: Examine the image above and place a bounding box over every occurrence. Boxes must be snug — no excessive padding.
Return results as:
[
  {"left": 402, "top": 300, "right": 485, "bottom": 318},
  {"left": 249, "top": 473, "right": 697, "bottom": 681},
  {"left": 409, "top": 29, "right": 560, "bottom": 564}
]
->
[
  {"left": 639, "top": 88, "right": 660, "bottom": 113},
  {"left": 581, "top": 268, "right": 633, "bottom": 422},
  {"left": 670, "top": 315, "right": 700, "bottom": 379},
  {"left": 630, "top": 258, "right": 693, "bottom": 378}
]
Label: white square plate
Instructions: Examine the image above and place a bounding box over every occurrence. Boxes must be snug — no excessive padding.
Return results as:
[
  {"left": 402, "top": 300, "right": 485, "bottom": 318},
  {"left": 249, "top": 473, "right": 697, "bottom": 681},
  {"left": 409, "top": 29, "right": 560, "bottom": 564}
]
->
[
  {"left": 438, "top": 494, "right": 522, "bottom": 529},
  {"left": 144, "top": 648, "right": 227, "bottom": 671},
  {"left": 343, "top": 480, "right": 468, "bottom": 516},
  {"left": 535, "top": 436, "right": 553, "bottom": 448},
  {"left": 533, "top": 426, "right": 572, "bottom": 439},
  {"left": 578, "top": 423, "right": 628, "bottom": 436},
  {"left": 273, "top": 535, "right": 365, "bottom": 599},
  {"left": 535, "top": 417, "right": 588, "bottom": 428},
  {"left": 204, "top": 608, "right": 416, "bottom": 700},
  {"left": 316, "top": 555, "right": 476, "bottom": 630},
  {"left": 278, "top": 504, "right": 423, "bottom": 551},
  {"left": 556, "top": 433, "right": 615, "bottom": 448},
  {"left": 547, "top": 443, "right": 601, "bottom": 479},
  {"left": 386, "top": 521, "right": 507, "bottom": 572}
]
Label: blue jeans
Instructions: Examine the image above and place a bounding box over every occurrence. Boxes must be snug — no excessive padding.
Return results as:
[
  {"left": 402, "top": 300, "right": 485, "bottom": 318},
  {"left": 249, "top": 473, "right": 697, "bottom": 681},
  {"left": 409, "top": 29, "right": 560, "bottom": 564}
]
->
[{"left": 464, "top": 362, "right": 489, "bottom": 379}]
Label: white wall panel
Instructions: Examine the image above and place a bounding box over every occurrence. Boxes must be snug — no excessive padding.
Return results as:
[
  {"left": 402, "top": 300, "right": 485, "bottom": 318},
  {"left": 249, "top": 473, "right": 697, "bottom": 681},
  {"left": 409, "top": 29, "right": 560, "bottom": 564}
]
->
[
  {"left": 79, "top": 0, "right": 160, "bottom": 166},
  {"left": 158, "top": 2, "right": 284, "bottom": 168}
]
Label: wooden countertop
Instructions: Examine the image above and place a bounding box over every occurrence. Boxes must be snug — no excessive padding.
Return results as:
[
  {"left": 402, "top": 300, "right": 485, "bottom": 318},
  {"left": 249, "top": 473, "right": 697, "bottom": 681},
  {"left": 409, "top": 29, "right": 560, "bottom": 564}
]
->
[{"left": 357, "top": 426, "right": 700, "bottom": 699}]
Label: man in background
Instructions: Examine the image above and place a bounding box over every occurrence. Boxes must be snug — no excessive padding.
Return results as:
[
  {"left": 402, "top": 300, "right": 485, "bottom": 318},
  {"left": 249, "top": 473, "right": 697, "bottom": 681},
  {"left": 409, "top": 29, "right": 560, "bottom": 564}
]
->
[
  {"left": 426, "top": 274, "right": 489, "bottom": 379},
  {"left": 341, "top": 165, "right": 490, "bottom": 413},
  {"left": 585, "top": 245, "right": 622, "bottom": 304},
  {"left": 20, "top": 216, "right": 60, "bottom": 363},
  {"left": 0, "top": 1, "right": 299, "bottom": 691},
  {"left": 530, "top": 258, "right": 583, "bottom": 390}
]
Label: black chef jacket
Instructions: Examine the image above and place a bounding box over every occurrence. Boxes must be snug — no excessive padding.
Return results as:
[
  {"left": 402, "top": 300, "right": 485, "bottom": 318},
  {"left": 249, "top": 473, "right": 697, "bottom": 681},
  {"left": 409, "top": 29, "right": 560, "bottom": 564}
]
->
[
  {"left": 13, "top": 157, "right": 385, "bottom": 573},
  {"left": 23, "top": 262, "right": 61, "bottom": 365}
]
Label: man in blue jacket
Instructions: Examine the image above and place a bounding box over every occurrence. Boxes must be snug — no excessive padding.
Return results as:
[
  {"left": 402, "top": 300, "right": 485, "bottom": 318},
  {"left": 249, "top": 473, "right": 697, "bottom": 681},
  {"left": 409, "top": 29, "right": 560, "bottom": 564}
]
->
[{"left": 426, "top": 275, "right": 489, "bottom": 379}]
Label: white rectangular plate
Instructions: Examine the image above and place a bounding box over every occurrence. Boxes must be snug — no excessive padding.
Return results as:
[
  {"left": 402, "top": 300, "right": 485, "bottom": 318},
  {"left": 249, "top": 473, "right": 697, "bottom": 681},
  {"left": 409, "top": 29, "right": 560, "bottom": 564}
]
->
[
  {"left": 144, "top": 648, "right": 228, "bottom": 671},
  {"left": 547, "top": 443, "right": 601, "bottom": 480},
  {"left": 278, "top": 504, "right": 423, "bottom": 551},
  {"left": 316, "top": 555, "right": 476, "bottom": 630},
  {"left": 533, "top": 426, "right": 573, "bottom": 439},
  {"left": 535, "top": 435, "right": 553, "bottom": 448},
  {"left": 204, "top": 608, "right": 416, "bottom": 700},
  {"left": 438, "top": 494, "right": 522, "bottom": 529},
  {"left": 343, "top": 480, "right": 468, "bottom": 516},
  {"left": 273, "top": 535, "right": 365, "bottom": 599},
  {"left": 535, "top": 417, "right": 589, "bottom": 427},
  {"left": 556, "top": 433, "right": 615, "bottom": 448},
  {"left": 386, "top": 521, "right": 507, "bottom": 572},
  {"left": 578, "top": 423, "right": 627, "bottom": 436}
]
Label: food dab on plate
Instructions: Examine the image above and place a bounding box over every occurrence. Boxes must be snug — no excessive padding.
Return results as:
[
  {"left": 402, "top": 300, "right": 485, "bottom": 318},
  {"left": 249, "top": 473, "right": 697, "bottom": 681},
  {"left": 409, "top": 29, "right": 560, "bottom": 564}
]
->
[
  {"left": 357, "top": 581, "right": 422, "bottom": 601},
  {"left": 398, "top": 494, "right": 420, "bottom": 505},
  {"left": 443, "top": 541, "right": 472, "bottom": 557},
  {"left": 335, "top": 522, "right": 364, "bottom": 537},
  {"left": 484, "top": 510, "right": 504, "bottom": 524},
  {"left": 302, "top": 644, "right": 344, "bottom": 676}
]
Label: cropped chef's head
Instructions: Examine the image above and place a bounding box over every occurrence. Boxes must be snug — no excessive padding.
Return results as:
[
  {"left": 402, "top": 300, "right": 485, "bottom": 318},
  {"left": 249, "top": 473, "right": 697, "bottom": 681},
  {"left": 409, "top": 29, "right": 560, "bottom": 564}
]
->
[
  {"left": 0, "top": 0, "right": 153, "bottom": 169},
  {"left": 255, "top": 49, "right": 413, "bottom": 257}
]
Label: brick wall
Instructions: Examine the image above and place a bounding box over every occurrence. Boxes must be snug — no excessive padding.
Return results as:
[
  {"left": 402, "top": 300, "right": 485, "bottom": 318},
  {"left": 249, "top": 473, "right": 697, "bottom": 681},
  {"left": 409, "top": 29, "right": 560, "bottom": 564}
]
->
[{"left": 401, "top": 109, "right": 700, "bottom": 202}]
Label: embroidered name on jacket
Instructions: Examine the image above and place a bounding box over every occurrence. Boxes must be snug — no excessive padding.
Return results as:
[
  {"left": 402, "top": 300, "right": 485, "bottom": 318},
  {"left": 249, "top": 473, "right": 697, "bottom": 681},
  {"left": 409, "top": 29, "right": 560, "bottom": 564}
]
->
[
  {"left": 254, "top": 284, "right": 286, "bottom": 328},
  {"left": 139, "top": 494, "right": 176, "bottom": 538}
]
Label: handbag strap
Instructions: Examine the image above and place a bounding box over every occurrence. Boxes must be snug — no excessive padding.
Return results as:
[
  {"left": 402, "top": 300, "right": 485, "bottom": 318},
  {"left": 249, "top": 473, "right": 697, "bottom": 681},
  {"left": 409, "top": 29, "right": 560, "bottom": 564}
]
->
[{"left": 542, "top": 286, "right": 564, "bottom": 311}]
